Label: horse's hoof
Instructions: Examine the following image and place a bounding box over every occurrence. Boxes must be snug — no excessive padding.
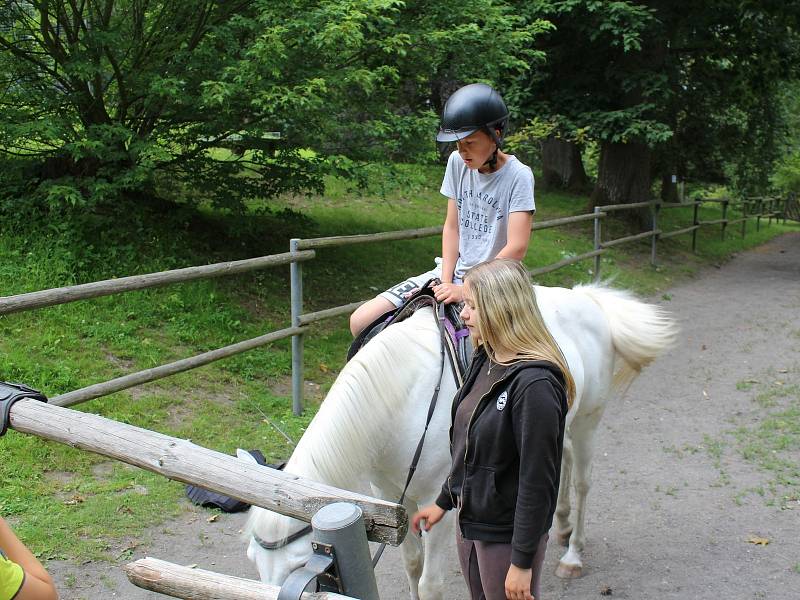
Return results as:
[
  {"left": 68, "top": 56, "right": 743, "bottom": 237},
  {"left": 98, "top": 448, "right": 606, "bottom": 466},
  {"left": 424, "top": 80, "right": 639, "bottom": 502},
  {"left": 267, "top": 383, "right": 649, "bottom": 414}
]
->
[
  {"left": 554, "top": 529, "right": 572, "bottom": 546},
  {"left": 555, "top": 561, "right": 582, "bottom": 579}
]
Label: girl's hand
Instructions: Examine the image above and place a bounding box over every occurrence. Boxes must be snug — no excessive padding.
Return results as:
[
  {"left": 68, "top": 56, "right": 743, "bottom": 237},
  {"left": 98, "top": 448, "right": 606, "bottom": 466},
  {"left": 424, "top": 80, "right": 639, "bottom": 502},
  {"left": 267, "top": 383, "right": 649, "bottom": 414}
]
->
[
  {"left": 432, "top": 282, "right": 463, "bottom": 304},
  {"left": 410, "top": 504, "right": 446, "bottom": 534},
  {"left": 505, "top": 564, "right": 534, "bottom": 600}
]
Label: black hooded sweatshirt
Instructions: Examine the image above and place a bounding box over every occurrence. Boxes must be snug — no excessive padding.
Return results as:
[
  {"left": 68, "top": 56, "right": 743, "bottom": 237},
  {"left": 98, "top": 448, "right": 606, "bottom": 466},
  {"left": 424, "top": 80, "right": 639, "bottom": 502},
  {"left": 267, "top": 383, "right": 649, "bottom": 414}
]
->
[{"left": 435, "top": 345, "right": 568, "bottom": 569}]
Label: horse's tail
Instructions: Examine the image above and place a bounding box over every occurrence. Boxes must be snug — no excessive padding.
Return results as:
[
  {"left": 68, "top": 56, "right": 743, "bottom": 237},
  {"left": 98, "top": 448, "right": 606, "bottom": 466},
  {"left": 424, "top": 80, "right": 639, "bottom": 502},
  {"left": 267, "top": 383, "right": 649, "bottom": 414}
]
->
[{"left": 576, "top": 284, "right": 678, "bottom": 391}]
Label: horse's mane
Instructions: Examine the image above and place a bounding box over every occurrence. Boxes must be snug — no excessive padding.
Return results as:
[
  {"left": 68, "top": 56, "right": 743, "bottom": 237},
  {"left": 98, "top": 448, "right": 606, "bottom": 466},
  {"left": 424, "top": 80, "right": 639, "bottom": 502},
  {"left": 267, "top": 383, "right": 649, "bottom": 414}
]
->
[
  {"left": 287, "top": 308, "right": 441, "bottom": 489},
  {"left": 247, "top": 308, "right": 442, "bottom": 540}
]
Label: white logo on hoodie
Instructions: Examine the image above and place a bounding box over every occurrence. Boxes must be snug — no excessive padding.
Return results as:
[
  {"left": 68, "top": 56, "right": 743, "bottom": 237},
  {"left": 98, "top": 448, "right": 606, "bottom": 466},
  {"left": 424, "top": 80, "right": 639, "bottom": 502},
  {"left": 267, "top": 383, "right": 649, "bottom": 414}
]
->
[{"left": 496, "top": 390, "right": 508, "bottom": 411}]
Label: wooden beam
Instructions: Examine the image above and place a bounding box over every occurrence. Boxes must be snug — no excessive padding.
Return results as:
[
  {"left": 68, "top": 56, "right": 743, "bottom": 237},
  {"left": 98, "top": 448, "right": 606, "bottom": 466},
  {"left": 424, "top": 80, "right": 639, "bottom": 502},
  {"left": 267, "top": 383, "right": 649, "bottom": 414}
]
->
[
  {"left": 51, "top": 326, "right": 307, "bottom": 407},
  {"left": 0, "top": 251, "right": 315, "bottom": 316},
  {"left": 8, "top": 400, "right": 407, "bottom": 545},
  {"left": 123, "top": 557, "right": 353, "bottom": 599}
]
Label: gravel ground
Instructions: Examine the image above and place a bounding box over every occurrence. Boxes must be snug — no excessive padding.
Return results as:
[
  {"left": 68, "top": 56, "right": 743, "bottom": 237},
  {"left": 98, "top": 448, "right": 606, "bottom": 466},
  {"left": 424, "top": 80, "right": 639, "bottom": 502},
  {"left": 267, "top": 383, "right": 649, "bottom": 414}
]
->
[{"left": 48, "top": 232, "right": 800, "bottom": 600}]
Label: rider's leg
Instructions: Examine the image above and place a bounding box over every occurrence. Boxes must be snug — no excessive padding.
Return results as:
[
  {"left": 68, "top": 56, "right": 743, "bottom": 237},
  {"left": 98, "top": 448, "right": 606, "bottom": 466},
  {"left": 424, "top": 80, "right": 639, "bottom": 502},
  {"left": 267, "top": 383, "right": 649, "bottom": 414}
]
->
[{"left": 350, "top": 296, "right": 395, "bottom": 336}]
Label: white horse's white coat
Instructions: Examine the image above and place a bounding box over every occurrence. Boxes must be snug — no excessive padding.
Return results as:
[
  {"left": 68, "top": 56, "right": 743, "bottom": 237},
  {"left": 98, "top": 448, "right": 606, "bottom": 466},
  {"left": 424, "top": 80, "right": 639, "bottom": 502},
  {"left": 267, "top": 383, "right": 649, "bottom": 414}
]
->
[{"left": 245, "top": 284, "right": 676, "bottom": 599}]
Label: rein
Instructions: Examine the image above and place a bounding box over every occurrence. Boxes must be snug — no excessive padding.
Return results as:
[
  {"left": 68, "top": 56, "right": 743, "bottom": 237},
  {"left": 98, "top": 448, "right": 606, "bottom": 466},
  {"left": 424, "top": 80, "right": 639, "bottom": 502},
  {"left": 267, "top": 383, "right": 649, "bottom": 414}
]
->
[{"left": 371, "top": 298, "right": 448, "bottom": 567}]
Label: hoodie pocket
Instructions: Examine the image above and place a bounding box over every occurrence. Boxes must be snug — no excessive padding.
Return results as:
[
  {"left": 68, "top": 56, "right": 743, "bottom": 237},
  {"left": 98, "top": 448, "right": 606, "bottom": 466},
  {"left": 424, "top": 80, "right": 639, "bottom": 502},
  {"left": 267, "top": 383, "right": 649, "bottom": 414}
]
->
[{"left": 463, "top": 464, "right": 515, "bottom": 525}]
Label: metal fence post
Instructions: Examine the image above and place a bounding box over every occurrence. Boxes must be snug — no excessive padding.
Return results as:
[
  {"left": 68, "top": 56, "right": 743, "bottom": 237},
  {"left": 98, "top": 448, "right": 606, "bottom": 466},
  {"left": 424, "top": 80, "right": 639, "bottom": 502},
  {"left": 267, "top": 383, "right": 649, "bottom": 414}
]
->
[
  {"left": 593, "top": 207, "right": 602, "bottom": 282},
  {"left": 721, "top": 199, "right": 728, "bottom": 241},
  {"left": 650, "top": 202, "right": 660, "bottom": 266},
  {"left": 290, "top": 238, "right": 304, "bottom": 416},
  {"left": 691, "top": 201, "right": 699, "bottom": 253},
  {"left": 311, "top": 503, "right": 380, "bottom": 600}
]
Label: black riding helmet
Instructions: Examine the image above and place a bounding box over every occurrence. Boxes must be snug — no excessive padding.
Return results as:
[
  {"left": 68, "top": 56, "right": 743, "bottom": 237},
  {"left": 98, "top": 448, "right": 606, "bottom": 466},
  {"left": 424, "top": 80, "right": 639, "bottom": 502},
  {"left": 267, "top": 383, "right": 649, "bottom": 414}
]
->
[{"left": 436, "top": 83, "right": 509, "bottom": 147}]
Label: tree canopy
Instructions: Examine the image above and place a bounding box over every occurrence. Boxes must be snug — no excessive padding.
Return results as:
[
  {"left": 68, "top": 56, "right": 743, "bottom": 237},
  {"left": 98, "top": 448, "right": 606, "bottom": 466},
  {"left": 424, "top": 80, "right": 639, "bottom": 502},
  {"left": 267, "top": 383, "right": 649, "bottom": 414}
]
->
[{"left": 1, "top": 0, "right": 798, "bottom": 214}]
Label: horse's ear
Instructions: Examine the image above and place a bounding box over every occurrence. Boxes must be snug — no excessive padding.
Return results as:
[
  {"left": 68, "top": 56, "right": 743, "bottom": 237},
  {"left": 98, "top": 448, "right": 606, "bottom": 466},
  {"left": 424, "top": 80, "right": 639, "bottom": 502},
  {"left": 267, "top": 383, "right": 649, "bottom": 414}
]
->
[{"left": 236, "top": 448, "right": 261, "bottom": 464}]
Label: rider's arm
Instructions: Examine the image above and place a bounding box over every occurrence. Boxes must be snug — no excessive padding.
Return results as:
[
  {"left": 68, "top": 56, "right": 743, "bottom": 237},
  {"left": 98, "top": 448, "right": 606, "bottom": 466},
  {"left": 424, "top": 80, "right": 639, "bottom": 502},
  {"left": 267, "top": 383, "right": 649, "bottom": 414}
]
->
[
  {"left": 496, "top": 211, "right": 533, "bottom": 261},
  {"left": 0, "top": 517, "right": 58, "bottom": 600},
  {"left": 441, "top": 199, "right": 460, "bottom": 284}
]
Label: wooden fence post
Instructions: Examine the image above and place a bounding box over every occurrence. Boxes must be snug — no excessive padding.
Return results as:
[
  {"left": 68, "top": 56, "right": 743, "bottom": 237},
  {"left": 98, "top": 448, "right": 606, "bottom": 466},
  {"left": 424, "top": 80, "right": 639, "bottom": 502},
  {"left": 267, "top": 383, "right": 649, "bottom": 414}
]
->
[
  {"left": 593, "top": 207, "right": 602, "bottom": 282},
  {"left": 721, "top": 199, "right": 728, "bottom": 241},
  {"left": 691, "top": 201, "right": 700, "bottom": 253},
  {"left": 650, "top": 202, "right": 660, "bottom": 266},
  {"left": 741, "top": 200, "right": 747, "bottom": 238}
]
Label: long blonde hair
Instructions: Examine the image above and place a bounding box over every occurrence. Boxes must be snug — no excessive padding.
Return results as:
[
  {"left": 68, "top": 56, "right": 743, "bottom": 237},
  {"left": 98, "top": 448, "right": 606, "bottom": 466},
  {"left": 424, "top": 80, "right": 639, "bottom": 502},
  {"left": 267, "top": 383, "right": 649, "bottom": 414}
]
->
[{"left": 464, "top": 258, "right": 576, "bottom": 407}]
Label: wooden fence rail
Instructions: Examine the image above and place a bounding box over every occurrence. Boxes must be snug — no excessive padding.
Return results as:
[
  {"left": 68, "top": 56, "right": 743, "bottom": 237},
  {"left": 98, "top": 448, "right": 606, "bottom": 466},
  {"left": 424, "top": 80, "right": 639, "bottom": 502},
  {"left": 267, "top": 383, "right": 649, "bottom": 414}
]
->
[
  {"left": 2, "top": 195, "right": 789, "bottom": 413},
  {"left": 8, "top": 399, "right": 407, "bottom": 545},
  {"left": 123, "top": 558, "right": 352, "bottom": 600},
  {"left": 0, "top": 250, "right": 315, "bottom": 316}
]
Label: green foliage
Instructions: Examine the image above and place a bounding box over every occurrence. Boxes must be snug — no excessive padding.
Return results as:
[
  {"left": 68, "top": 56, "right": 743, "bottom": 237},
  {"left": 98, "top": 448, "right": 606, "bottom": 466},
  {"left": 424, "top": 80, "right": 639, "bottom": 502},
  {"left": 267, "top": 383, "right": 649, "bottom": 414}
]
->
[{"left": 0, "top": 0, "right": 550, "bottom": 212}]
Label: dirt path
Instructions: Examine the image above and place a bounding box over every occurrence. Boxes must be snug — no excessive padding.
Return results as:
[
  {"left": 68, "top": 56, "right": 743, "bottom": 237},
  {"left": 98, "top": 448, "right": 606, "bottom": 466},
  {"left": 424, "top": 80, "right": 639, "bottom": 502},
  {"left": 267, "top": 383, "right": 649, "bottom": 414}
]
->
[{"left": 48, "top": 232, "right": 800, "bottom": 600}]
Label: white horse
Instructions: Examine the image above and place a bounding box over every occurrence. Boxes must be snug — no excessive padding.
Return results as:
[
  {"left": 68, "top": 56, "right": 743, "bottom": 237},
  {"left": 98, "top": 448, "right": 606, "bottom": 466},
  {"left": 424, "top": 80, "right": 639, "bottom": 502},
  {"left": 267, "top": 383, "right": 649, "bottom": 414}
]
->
[{"left": 244, "top": 283, "right": 676, "bottom": 599}]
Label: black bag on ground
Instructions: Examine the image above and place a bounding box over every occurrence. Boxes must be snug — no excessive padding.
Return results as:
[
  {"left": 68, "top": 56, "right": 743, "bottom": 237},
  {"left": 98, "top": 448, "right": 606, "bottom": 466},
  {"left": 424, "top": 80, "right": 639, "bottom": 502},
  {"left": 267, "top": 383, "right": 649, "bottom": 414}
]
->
[{"left": 185, "top": 449, "right": 281, "bottom": 513}]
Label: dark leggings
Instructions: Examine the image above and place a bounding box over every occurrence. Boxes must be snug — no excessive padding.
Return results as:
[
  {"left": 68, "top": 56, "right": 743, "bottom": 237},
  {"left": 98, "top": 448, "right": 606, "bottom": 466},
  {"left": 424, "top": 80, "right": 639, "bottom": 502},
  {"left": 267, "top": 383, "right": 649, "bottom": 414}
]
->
[{"left": 456, "top": 528, "right": 549, "bottom": 600}]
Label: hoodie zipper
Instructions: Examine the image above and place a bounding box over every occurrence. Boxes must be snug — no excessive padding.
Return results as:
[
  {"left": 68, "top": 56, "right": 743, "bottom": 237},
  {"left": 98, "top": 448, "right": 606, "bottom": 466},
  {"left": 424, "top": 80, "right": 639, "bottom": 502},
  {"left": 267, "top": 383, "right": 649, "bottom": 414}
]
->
[{"left": 457, "top": 365, "right": 515, "bottom": 523}]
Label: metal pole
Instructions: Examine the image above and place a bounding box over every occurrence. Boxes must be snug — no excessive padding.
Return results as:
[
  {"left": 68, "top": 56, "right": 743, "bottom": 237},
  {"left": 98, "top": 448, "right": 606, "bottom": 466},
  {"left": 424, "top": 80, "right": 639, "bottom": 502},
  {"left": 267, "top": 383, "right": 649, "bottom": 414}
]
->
[
  {"left": 593, "top": 207, "right": 602, "bottom": 282},
  {"left": 650, "top": 202, "right": 659, "bottom": 266},
  {"left": 691, "top": 201, "right": 699, "bottom": 253},
  {"left": 312, "top": 503, "right": 380, "bottom": 600},
  {"left": 721, "top": 199, "right": 728, "bottom": 241},
  {"left": 290, "top": 238, "right": 304, "bottom": 416}
]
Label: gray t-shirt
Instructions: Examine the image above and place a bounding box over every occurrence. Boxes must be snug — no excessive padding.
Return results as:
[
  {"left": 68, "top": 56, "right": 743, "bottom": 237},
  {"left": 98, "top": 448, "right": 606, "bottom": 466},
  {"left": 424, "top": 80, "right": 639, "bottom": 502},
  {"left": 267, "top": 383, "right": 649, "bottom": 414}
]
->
[{"left": 440, "top": 151, "right": 535, "bottom": 279}]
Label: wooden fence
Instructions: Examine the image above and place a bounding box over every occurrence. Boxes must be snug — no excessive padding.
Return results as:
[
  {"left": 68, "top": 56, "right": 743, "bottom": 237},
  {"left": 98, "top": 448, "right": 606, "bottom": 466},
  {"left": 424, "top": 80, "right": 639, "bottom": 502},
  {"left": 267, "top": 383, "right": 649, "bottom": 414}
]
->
[
  {"left": 5, "top": 395, "right": 405, "bottom": 598},
  {"left": 0, "top": 195, "right": 789, "bottom": 416}
]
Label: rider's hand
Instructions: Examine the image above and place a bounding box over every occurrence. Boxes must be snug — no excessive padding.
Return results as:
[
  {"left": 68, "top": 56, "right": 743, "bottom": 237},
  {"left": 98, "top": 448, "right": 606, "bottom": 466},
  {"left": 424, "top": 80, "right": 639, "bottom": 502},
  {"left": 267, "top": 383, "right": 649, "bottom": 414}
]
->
[
  {"left": 505, "top": 564, "right": 534, "bottom": 600},
  {"left": 432, "top": 282, "right": 463, "bottom": 304},
  {"left": 411, "top": 504, "right": 446, "bottom": 534}
]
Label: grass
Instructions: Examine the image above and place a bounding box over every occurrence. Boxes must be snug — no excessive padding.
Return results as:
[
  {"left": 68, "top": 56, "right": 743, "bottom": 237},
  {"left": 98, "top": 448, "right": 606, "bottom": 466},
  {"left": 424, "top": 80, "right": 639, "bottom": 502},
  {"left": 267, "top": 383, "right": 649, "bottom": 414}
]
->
[
  {"left": 0, "top": 166, "right": 797, "bottom": 563},
  {"left": 705, "top": 369, "right": 800, "bottom": 508}
]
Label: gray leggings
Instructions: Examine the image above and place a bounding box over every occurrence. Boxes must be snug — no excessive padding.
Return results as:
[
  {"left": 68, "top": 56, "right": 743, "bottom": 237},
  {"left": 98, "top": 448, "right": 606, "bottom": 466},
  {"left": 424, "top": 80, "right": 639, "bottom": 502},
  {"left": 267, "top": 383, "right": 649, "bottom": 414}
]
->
[{"left": 456, "top": 528, "right": 549, "bottom": 600}]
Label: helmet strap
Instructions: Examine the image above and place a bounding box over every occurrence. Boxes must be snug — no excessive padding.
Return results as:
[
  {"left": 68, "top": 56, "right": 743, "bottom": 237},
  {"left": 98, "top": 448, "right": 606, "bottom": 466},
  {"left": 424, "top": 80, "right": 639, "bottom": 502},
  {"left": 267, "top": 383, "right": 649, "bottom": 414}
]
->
[{"left": 482, "top": 126, "right": 502, "bottom": 171}]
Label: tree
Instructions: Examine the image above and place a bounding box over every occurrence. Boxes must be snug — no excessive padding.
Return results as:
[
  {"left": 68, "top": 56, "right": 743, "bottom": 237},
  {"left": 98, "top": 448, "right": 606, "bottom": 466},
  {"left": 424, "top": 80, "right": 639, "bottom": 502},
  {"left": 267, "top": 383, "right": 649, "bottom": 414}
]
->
[
  {"left": 0, "top": 0, "right": 549, "bottom": 214},
  {"left": 511, "top": 1, "right": 800, "bottom": 211}
]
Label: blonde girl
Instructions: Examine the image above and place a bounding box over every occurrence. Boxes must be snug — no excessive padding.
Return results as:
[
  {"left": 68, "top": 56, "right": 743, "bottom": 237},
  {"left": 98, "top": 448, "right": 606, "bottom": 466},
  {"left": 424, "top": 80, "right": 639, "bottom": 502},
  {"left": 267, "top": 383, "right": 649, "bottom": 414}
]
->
[{"left": 412, "top": 258, "right": 574, "bottom": 600}]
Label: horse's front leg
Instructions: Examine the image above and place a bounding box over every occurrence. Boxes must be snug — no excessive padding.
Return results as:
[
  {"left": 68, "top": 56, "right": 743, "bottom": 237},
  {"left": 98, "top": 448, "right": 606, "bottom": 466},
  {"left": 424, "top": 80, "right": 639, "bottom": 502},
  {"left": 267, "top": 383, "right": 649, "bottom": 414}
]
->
[
  {"left": 554, "top": 435, "right": 574, "bottom": 546},
  {"left": 556, "top": 417, "right": 599, "bottom": 579},
  {"left": 399, "top": 499, "right": 424, "bottom": 600},
  {"left": 417, "top": 509, "right": 454, "bottom": 600}
]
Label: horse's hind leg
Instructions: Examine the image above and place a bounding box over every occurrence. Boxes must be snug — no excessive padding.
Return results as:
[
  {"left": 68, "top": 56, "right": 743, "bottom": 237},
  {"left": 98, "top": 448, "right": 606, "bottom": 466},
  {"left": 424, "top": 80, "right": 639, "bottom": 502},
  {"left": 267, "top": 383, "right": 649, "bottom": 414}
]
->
[
  {"left": 554, "top": 436, "right": 574, "bottom": 546},
  {"left": 556, "top": 417, "right": 599, "bottom": 579}
]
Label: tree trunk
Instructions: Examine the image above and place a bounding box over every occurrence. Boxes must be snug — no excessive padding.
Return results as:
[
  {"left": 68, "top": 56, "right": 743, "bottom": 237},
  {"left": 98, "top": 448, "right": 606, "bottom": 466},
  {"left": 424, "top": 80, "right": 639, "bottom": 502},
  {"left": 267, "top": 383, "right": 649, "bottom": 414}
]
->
[
  {"left": 540, "top": 138, "right": 590, "bottom": 193},
  {"left": 590, "top": 141, "right": 652, "bottom": 225},
  {"left": 660, "top": 173, "right": 679, "bottom": 203}
]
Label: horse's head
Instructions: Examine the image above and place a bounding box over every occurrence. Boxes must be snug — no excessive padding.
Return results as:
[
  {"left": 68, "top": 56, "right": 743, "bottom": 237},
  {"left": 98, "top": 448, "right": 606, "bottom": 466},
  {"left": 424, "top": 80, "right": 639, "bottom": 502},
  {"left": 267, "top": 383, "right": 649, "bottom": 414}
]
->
[{"left": 245, "top": 506, "right": 313, "bottom": 585}]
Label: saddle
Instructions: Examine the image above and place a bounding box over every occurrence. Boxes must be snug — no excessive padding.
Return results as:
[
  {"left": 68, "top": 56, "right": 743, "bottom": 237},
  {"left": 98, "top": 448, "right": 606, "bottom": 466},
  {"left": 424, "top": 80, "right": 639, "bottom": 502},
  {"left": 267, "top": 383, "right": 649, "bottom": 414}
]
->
[{"left": 347, "top": 279, "right": 472, "bottom": 386}]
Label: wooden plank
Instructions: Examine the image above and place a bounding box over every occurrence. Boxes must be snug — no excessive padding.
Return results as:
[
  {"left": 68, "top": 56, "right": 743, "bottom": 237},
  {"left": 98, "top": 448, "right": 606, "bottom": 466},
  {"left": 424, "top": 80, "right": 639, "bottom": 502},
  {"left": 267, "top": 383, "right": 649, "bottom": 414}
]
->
[
  {"left": 299, "top": 301, "right": 366, "bottom": 326},
  {"left": 123, "top": 557, "right": 353, "bottom": 599},
  {"left": 659, "top": 202, "right": 701, "bottom": 209},
  {"left": 659, "top": 225, "right": 700, "bottom": 240},
  {"left": 0, "top": 251, "right": 315, "bottom": 316},
  {"left": 8, "top": 401, "right": 408, "bottom": 545},
  {"left": 296, "top": 226, "right": 443, "bottom": 250},
  {"left": 600, "top": 229, "right": 659, "bottom": 249},
  {"left": 527, "top": 249, "right": 605, "bottom": 277},
  {"left": 51, "top": 327, "right": 307, "bottom": 407},
  {"left": 532, "top": 212, "right": 605, "bottom": 230},
  {"left": 596, "top": 200, "right": 656, "bottom": 212},
  {"left": 698, "top": 218, "right": 728, "bottom": 226}
]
